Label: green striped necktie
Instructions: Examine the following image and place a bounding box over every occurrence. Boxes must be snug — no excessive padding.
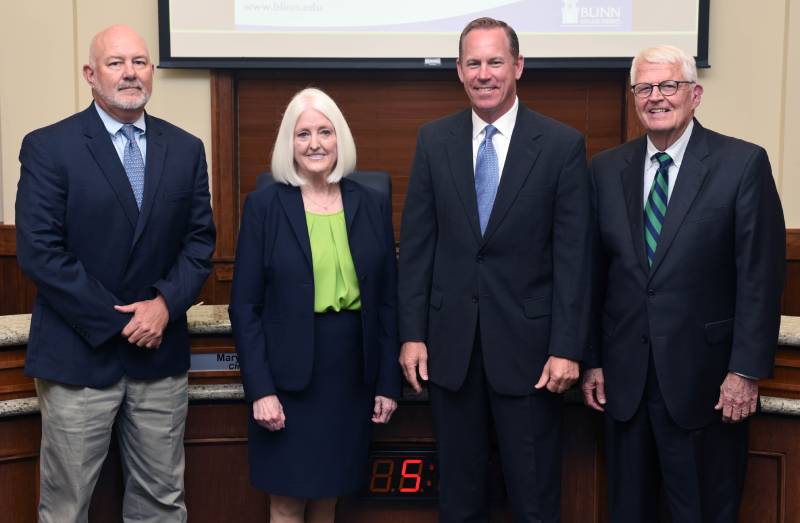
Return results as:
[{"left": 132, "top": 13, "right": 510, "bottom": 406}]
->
[{"left": 644, "top": 152, "right": 672, "bottom": 267}]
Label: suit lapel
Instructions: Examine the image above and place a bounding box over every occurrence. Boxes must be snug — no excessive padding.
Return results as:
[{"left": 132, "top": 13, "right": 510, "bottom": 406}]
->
[
  {"left": 481, "top": 108, "right": 542, "bottom": 243},
  {"left": 445, "top": 110, "right": 482, "bottom": 242},
  {"left": 81, "top": 105, "right": 139, "bottom": 229},
  {"left": 341, "top": 178, "right": 364, "bottom": 279},
  {"left": 131, "top": 114, "right": 167, "bottom": 250},
  {"left": 620, "top": 138, "right": 649, "bottom": 275},
  {"left": 341, "top": 178, "right": 361, "bottom": 234},
  {"left": 648, "top": 123, "right": 710, "bottom": 279},
  {"left": 277, "top": 184, "right": 313, "bottom": 269}
]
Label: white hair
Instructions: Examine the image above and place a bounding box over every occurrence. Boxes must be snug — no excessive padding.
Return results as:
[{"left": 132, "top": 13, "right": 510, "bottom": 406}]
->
[
  {"left": 270, "top": 88, "right": 357, "bottom": 186},
  {"left": 630, "top": 45, "right": 697, "bottom": 85}
]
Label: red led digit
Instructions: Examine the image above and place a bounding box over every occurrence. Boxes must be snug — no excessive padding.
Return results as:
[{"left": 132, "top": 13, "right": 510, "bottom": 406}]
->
[
  {"left": 399, "top": 459, "right": 423, "bottom": 493},
  {"left": 369, "top": 459, "right": 394, "bottom": 493}
]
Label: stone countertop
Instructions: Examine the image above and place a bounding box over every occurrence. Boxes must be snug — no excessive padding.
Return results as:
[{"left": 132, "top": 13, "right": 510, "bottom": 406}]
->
[
  {"left": 2, "top": 309, "right": 800, "bottom": 418},
  {"left": 0, "top": 304, "right": 231, "bottom": 347},
  {"left": 779, "top": 315, "right": 800, "bottom": 347},
  {"left": 1, "top": 306, "right": 798, "bottom": 348},
  {"left": 0, "top": 314, "right": 32, "bottom": 347},
  {"left": 3, "top": 383, "right": 800, "bottom": 419},
  {"left": 0, "top": 384, "right": 246, "bottom": 418}
]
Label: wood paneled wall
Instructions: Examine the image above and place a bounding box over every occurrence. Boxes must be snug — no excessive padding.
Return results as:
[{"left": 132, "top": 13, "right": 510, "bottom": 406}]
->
[
  {"left": 784, "top": 231, "right": 800, "bottom": 316},
  {"left": 234, "top": 69, "right": 626, "bottom": 231},
  {"left": 207, "top": 68, "right": 629, "bottom": 309},
  {"left": 0, "top": 226, "right": 35, "bottom": 316}
]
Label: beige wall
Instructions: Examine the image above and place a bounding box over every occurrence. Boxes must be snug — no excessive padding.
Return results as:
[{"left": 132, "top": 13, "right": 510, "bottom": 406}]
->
[
  {"left": 0, "top": 0, "right": 210, "bottom": 224},
  {"left": 1, "top": 1, "right": 798, "bottom": 225},
  {"left": 696, "top": 0, "right": 798, "bottom": 225}
]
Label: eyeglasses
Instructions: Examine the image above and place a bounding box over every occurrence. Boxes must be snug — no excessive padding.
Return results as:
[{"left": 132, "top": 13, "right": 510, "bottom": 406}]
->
[{"left": 631, "top": 80, "right": 695, "bottom": 98}]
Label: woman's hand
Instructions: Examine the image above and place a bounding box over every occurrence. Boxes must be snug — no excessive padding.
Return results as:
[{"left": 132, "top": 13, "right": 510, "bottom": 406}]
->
[
  {"left": 253, "top": 394, "right": 286, "bottom": 431},
  {"left": 371, "top": 395, "right": 398, "bottom": 424}
]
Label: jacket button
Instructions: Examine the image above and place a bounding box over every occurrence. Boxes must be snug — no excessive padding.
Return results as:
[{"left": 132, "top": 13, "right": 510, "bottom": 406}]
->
[
  {"left": 647, "top": 289, "right": 655, "bottom": 296},
  {"left": 471, "top": 296, "right": 479, "bottom": 304},
  {"left": 476, "top": 254, "right": 484, "bottom": 263},
  {"left": 640, "top": 335, "right": 649, "bottom": 344}
]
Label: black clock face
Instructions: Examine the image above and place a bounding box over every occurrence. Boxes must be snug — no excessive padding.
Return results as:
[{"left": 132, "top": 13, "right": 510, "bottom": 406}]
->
[{"left": 362, "top": 447, "right": 438, "bottom": 500}]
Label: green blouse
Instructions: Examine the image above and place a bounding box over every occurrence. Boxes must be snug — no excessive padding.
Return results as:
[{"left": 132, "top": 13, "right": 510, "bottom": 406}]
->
[{"left": 305, "top": 210, "right": 361, "bottom": 313}]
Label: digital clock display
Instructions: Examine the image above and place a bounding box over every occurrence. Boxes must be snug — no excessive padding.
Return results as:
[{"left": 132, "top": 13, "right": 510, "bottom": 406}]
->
[{"left": 362, "top": 447, "right": 438, "bottom": 500}]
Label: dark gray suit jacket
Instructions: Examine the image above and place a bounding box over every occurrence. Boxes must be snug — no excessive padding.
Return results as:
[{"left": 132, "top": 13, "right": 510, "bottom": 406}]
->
[
  {"left": 588, "top": 120, "right": 785, "bottom": 429},
  {"left": 398, "top": 104, "right": 592, "bottom": 395}
]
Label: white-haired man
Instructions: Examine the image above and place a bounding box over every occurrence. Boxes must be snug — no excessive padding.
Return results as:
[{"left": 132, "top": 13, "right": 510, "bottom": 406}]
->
[{"left": 582, "top": 45, "right": 785, "bottom": 521}]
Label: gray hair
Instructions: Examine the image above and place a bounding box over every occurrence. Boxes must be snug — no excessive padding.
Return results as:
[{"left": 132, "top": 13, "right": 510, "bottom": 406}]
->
[
  {"left": 630, "top": 45, "right": 697, "bottom": 85},
  {"left": 270, "top": 88, "right": 357, "bottom": 186}
]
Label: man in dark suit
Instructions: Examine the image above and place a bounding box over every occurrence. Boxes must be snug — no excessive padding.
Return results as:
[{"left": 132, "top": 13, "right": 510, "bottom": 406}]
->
[
  {"left": 15, "top": 25, "right": 215, "bottom": 522},
  {"left": 398, "top": 17, "right": 592, "bottom": 522},
  {"left": 581, "top": 45, "right": 785, "bottom": 522}
]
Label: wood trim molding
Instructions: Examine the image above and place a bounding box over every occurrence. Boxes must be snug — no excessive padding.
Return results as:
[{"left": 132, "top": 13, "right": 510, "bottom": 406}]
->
[
  {"left": 623, "top": 85, "right": 645, "bottom": 142},
  {"left": 210, "top": 70, "right": 238, "bottom": 260},
  {"left": 0, "top": 225, "right": 15, "bottom": 256},
  {"left": 787, "top": 229, "right": 800, "bottom": 261}
]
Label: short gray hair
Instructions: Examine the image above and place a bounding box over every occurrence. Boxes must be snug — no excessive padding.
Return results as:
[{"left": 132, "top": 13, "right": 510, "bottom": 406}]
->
[
  {"left": 630, "top": 45, "right": 697, "bottom": 85},
  {"left": 270, "top": 88, "right": 357, "bottom": 186}
]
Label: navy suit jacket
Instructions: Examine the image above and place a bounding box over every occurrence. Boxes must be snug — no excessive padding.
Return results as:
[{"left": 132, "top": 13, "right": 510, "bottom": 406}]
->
[
  {"left": 588, "top": 120, "right": 785, "bottom": 429},
  {"left": 16, "top": 103, "right": 216, "bottom": 388},
  {"left": 229, "top": 177, "right": 401, "bottom": 402},
  {"left": 398, "top": 104, "right": 592, "bottom": 395}
]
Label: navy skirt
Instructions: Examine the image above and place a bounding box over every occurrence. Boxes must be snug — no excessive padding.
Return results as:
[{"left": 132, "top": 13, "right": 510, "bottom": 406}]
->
[{"left": 248, "top": 311, "right": 373, "bottom": 498}]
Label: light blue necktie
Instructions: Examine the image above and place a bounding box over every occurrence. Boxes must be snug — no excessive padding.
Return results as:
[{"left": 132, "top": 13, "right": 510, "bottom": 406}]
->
[
  {"left": 475, "top": 124, "right": 499, "bottom": 235},
  {"left": 119, "top": 124, "right": 145, "bottom": 209}
]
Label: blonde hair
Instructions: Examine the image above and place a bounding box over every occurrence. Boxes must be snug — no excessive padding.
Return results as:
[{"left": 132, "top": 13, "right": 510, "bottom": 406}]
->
[{"left": 270, "top": 88, "right": 357, "bottom": 186}]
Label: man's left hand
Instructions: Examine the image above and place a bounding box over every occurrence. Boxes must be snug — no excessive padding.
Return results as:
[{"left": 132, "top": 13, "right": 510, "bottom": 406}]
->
[
  {"left": 115, "top": 295, "right": 170, "bottom": 348},
  {"left": 714, "top": 372, "right": 758, "bottom": 423},
  {"left": 372, "top": 395, "right": 398, "bottom": 424},
  {"left": 535, "top": 356, "right": 580, "bottom": 394}
]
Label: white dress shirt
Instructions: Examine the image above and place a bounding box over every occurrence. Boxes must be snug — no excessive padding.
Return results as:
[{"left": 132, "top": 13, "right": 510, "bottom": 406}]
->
[
  {"left": 642, "top": 119, "right": 694, "bottom": 205},
  {"left": 94, "top": 103, "right": 147, "bottom": 164},
  {"left": 471, "top": 97, "right": 519, "bottom": 180}
]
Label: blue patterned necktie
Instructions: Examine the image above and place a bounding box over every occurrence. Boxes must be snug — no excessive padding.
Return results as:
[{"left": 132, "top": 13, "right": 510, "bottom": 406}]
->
[
  {"left": 475, "top": 124, "right": 499, "bottom": 235},
  {"left": 644, "top": 152, "right": 672, "bottom": 267},
  {"left": 119, "top": 124, "right": 145, "bottom": 209}
]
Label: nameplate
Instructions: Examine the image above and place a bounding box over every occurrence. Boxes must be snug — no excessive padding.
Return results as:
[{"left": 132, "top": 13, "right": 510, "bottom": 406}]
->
[{"left": 190, "top": 352, "right": 240, "bottom": 372}]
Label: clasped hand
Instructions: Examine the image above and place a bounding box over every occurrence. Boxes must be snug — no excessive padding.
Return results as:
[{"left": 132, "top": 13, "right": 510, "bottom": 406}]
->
[{"left": 115, "top": 294, "right": 169, "bottom": 348}]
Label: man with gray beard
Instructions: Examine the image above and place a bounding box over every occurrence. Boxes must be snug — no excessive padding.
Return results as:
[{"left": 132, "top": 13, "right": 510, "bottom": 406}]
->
[{"left": 15, "top": 24, "right": 215, "bottom": 522}]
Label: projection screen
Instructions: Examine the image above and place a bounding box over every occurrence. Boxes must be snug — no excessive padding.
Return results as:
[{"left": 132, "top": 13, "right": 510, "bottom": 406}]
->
[{"left": 158, "top": 0, "right": 709, "bottom": 69}]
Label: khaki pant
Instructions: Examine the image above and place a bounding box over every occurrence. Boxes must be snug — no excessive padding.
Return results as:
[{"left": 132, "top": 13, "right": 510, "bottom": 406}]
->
[{"left": 36, "top": 374, "right": 188, "bottom": 523}]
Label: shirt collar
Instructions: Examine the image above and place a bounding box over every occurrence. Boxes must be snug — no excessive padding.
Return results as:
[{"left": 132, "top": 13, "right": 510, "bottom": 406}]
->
[
  {"left": 94, "top": 102, "right": 147, "bottom": 136},
  {"left": 646, "top": 119, "right": 694, "bottom": 169},
  {"left": 471, "top": 97, "right": 519, "bottom": 140}
]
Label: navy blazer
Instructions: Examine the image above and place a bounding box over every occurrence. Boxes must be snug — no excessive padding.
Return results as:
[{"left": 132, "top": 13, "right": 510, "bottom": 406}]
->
[
  {"left": 588, "top": 121, "right": 785, "bottom": 429},
  {"left": 16, "top": 104, "right": 216, "bottom": 387},
  {"left": 229, "top": 177, "right": 401, "bottom": 402},
  {"left": 398, "top": 104, "right": 592, "bottom": 395}
]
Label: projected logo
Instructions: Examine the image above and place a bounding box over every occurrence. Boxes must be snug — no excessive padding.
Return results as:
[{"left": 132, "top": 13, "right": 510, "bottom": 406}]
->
[
  {"left": 561, "top": 0, "right": 627, "bottom": 27},
  {"left": 562, "top": 0, "right": 579, "bottom": 24}
]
